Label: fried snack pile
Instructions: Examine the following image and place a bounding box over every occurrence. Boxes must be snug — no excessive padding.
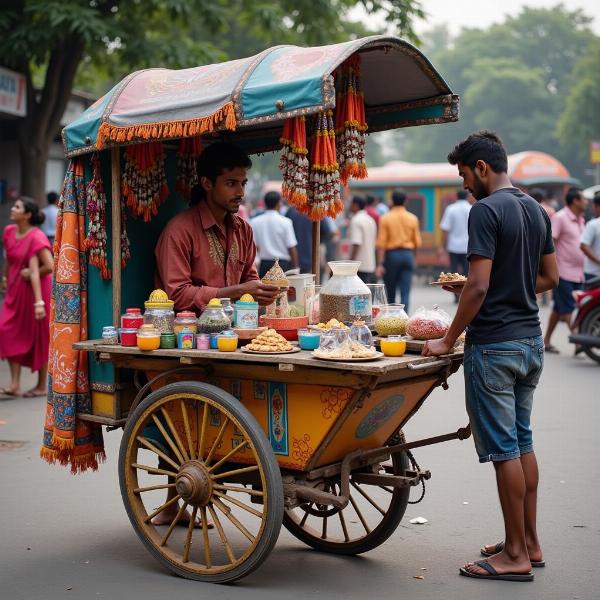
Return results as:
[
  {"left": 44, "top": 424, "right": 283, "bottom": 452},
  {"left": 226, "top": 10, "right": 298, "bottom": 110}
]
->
[
  {"left": 314, "top": 338, "right": 376, "bottom": 359},
  {"left": 437, "top": 272, "right": 467, "bottom": 282},
  {"left": 246, "top": 328, "right": 293, "bottom": 352},
  {"left": 262, "top": 259, "right": 289, "bottom": 287},
  {"left": 315, "top": 318, "right": 349, "bottom": 330}
]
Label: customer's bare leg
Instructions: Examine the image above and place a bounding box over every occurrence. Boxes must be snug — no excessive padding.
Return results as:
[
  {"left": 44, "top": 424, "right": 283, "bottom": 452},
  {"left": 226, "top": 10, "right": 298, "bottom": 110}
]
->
[
  {"left": 2, "top": 361, "right": 22, "bottom": 395},
  {"left": 464, "top": 458, "right": 531, "bottom": 575},
  {"left": 543, "top": 310, "right": 560, "bottom": 346}
]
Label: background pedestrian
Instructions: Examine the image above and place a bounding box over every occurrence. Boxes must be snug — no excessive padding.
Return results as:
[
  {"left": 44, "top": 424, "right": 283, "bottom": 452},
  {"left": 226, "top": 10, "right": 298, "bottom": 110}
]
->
[
  {"left": 580, "top": 192, "right": 600, "bottom": 281},
  {"left": 41, "top": 191, "right": 59, "bottom": 247},
  {"left": 348, "top": 195, "right": 377, "bottom": 283}
]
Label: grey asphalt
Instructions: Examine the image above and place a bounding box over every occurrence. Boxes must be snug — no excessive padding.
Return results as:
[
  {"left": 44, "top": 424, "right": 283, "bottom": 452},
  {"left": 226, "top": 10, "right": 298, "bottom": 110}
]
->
[{"left": 1, "top": 283, "right": 598, "bottom": 600}]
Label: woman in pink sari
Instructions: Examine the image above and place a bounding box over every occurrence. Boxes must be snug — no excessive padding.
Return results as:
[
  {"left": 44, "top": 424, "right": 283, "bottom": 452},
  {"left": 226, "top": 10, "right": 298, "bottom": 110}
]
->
[{"left": 0, "top": 197, "right": 53, "bottom": 397}]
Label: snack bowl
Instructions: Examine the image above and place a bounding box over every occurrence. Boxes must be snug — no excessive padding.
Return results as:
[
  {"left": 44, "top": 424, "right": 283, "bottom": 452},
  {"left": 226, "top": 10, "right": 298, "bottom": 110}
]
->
[{"left": 259, "top": 315, "right": 308, "bottom": 341}]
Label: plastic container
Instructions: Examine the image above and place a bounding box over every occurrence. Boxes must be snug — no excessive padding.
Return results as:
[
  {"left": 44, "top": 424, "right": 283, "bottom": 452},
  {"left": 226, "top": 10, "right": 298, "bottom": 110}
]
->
[
  {"left": 198, "top": 301, "right": 231, "bottom": 334},
  {"left": 374, "top": 304, "right": 409, "bottom": 337},
  {"left": 286, "top": 274, "right": 315, "bottom": 316},
  {"left": 220, "top": 298, "right": 234, "bottom": 324},
  {"left": 380, "top": 335, "right": 407, "bottom": 357},
  {"left": 137, "top": 324, "right": 161, "bottom": 351},
  {"left": 305, "top": 284, "right": 321, "bottom": 325},
  {"left": 319, "top": 261, "right": 372, "bottom": 323},
  {"left": 121, "top": 308, "right": 144, "bottom": 330},
  {"left": 349, "top": 319, "right": 373, "bottom": 348},
  {"left": 160, "top": 332, "right": 177, "bottom": 349},
  {"left": 234, "top": 300, "right": 259, "bottom": 329},
  {"left": 196, "top": 333, "right": 210, "bottom": 350},
  {"left": 298, "top": 328, "right": 321, "bottom": 350},
  {"left": 174, "top": 311, "right": 198, "bottom": 334},
  {"left": 119, "top": 327, "right": 138, "bottom": 347},
  {"left": 177, "top": 327, "right": 195, "bottom": 349},
  {"left": 102, "top": 325, "right": 119, "bottom": 344},
  {"left": 318, "top": 330, "right": 341, "bottom": 354},
  {"left": 367, "top": 284, "right": 388, "bottom": 322},
  {"left": 217, "top": 333, "right": 239, "bottom": 352}
]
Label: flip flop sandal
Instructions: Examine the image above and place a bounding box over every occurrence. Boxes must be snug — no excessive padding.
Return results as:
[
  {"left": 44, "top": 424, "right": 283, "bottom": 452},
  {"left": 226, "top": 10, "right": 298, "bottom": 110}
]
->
[
  {"left": 544, "top": 344, "right": 560, "bottom": 354},
  {"left": 0, "top": 388, "right": 20, "bottom": 397},
  {"left": 481, "top": 542, "right": 545, "bottom": 567},
  {"left": 460, "top": 560, "right": 534, "bottom": 582},
  {"left": 23, "top": 390, "right": 46, "bottom": 398}
]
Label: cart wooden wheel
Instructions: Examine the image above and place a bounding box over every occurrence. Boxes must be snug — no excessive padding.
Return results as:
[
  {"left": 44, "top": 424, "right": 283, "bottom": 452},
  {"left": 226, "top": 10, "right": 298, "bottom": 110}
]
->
[
  {"left": 118, "top": 381, "right": 283, "bottom": 583},
  {"left": 283, "top": 443, "right": 410, "bottom": 555}
]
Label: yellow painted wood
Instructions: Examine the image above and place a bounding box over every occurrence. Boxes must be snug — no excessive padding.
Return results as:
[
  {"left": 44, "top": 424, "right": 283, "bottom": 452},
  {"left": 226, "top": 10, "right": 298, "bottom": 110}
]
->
[{"left": 91, "top": 391, "right": 116, "bottom": 418}]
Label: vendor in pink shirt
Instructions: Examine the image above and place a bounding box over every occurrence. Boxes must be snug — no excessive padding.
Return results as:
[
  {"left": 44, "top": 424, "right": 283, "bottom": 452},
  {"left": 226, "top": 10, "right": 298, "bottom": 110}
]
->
[{"left": 543, "top": 187, "right": 588, "bottom": 353}]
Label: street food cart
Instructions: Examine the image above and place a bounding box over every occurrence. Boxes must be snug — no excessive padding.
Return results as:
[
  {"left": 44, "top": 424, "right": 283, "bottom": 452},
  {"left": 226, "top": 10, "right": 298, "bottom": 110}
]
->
[{"left": 45, "top": 35, "right": 467, "bottom": 583}]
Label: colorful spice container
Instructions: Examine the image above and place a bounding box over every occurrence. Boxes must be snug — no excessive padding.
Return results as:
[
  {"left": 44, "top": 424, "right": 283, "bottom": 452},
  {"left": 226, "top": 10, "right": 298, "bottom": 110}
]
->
[
  {"left": 102, "top": 325, "right": 119, "bottom": 344},
  {"left": 160, "top": 332, "right": 177, "bottom": 349},
  {"left": 177, "top": 327, "right": 195, "bottom": 349},
  {"left": 234, "top": 296, "right": 259, "bottom": 329},
  {"left": 119, "top": 328, "right": 138, "bottom": 347},
  {"left": 174, "top": 311, "right": 198, "bottom": 334},
  {"left": 121, "top": 307, "right": 144, "bottom": 330},
  {"left": 196, "top": 334, "right": 210, "bottom": 350}
]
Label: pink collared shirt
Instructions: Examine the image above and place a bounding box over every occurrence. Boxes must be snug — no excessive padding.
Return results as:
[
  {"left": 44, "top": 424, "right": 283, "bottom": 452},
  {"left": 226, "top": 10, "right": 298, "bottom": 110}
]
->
[{"left": 551, "top": 206, "right": 585, "bottom": 283}]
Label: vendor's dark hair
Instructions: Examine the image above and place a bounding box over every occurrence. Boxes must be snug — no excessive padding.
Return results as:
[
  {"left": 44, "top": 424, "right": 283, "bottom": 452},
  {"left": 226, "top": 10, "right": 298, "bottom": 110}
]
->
[
  {"left": 191, "top": 142, "right": 252, "bottom": 205},
  {"left": 264, "top": 191, "right": 280, "bottom": 210},
  {"left": 352, "top": 195, "right": 366, "bottom": 210},
  {"left": 447, "top": 130, "right": 508, "bottom": 174},
  {"left": 20, "top": 196, "right": 45, "bottom": 225},
  {"left": 565, "top": 186, "right": 582, "bottom": 206}
]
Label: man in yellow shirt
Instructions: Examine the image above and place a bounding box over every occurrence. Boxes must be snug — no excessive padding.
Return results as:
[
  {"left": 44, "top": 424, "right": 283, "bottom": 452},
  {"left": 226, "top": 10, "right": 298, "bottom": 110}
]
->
[{"left": 375, "top": 190, "right": 422, "bottom": 311}]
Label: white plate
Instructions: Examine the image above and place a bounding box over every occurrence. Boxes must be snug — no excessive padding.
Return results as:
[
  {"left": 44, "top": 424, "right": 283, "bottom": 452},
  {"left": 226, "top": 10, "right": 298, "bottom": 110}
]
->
[
  {"left": 241, "top": 347, "right": 301, "bottom": 355},
  {"left": 311, "top": 351, "right": 384, "bottom": 362}
]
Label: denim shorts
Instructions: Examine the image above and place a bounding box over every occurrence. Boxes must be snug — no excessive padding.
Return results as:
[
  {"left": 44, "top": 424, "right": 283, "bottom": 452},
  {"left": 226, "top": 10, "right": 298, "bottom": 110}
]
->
[{"left": 464, "top": 336, "right": 544, "bottom": 463}]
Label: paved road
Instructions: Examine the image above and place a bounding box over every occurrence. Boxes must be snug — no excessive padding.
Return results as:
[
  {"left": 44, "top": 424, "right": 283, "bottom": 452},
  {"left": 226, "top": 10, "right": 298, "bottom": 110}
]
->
[{"left": 1, "top": 284, "right": 598, "bottom": 600}]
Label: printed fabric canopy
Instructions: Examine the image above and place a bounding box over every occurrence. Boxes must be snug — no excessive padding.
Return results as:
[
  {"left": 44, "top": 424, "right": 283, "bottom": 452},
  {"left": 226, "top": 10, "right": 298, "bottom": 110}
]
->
[{"left": 63, "top": 35, "right": 458, "bottom": 158}]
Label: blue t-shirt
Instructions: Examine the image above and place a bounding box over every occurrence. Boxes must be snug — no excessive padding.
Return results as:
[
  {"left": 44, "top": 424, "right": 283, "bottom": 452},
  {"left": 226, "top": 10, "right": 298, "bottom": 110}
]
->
[{"left": 466, "top": 188, "right": 554, "bottom": 344}]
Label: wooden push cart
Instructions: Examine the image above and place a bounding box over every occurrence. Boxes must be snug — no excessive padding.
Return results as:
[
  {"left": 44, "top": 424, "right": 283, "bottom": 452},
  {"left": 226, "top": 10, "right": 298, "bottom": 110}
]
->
[{"left": 54, "top": 35, "right": 466, "bottom": 582}]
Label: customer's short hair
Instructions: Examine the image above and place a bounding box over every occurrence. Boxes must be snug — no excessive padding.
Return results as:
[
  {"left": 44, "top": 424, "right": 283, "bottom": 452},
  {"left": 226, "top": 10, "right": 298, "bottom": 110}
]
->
[
  {"left": 264, "top": 191, "right": 281, "bottom": 210},
  {"left": 365, "top": 195, "right": 376, "bottom": 206},
  {"left": 447, "top": 130, "right": 508, "bottom": 173},
  {"left": 456, "top": 189, "right": 468, "bottom": 200},
  {"left": 594, "top": 191, "right": 600, "bottom": 207},
  {"left": 529, "top": 188, "right": 546, "bottom": 203},
  {"left": 391, "top": 190, "right": 406, "bottom": 206},
  {"left": 565, "top": 186, "right": 583, "bottom": 206},
  {"left": 47, "top": 191, "right": 58, "bottom": 205},
  {"left": 191, "top": 142, "right": 252, "bottom": 205},
  {"left": 352, "top": 195, "right": 366, "bottom": 210}
]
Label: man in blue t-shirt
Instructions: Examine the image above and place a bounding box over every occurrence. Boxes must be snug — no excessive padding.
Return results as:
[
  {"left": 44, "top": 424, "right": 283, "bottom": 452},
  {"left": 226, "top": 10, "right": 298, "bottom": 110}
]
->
[{"left": 424, "top": 131, "right": 559, "bottom": 583}]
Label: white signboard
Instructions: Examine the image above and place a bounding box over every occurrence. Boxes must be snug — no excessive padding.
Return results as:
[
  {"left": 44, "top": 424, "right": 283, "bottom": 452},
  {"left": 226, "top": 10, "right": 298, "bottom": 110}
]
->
[{"left": 0, "top": 66, "right": 26, "bottom": 117}]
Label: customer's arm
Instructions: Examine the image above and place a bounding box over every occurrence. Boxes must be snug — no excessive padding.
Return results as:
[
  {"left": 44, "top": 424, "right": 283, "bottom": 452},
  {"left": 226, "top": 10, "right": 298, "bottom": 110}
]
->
[
  {"left": 28, "top": 254, "right": 46, "bottom": 321},
  {"left": 536, "top": 253, "right": 559, "bottom": 293}
]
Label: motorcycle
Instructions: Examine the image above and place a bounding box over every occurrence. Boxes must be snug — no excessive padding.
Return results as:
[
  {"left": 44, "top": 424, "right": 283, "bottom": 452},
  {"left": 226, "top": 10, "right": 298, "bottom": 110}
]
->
[{"left": 569, "top": 276, "right": 600, "bottom": 363}]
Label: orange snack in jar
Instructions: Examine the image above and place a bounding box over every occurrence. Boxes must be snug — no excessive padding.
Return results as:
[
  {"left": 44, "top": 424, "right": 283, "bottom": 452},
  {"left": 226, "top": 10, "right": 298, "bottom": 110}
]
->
[{"left": 380, "top": 336, "right": 406, "bottom": 357}]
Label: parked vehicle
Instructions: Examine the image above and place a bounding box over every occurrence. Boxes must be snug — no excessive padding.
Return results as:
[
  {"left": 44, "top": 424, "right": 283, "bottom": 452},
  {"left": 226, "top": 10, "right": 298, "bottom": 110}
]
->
[{"left": 570, "top": 276, "right": 600, "bottom": 363}]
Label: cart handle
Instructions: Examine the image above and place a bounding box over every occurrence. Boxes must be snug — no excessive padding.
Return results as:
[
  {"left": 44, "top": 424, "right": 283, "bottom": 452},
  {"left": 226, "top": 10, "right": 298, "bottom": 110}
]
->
[{"left": 407, "top": 358, "right": 452, "bottom": 370}]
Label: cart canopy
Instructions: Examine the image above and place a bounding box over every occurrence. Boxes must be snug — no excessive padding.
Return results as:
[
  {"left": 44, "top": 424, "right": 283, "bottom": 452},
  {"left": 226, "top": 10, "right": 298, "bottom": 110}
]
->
[{"left": 63, "top": 35, "right": 458, "bottom": 158}]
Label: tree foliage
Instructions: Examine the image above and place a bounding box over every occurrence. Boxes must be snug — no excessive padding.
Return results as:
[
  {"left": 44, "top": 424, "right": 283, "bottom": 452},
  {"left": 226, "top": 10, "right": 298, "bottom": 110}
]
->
[{"left": 399, "top": 5, "right": 596, "bottom": 183}]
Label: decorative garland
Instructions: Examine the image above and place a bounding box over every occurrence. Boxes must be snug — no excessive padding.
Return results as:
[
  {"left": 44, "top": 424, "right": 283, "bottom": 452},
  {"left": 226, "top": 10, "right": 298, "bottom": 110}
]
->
[
  {"left": 280, "top": 116, "right": 309, "bottom": 210},
  {"left": 120, "top": 194, "right": 131, "bottom": 269},
  {"left": 306, "top": 110, "right": 342, "bottom": 220},
  {"left": 335, "top": 55, "right": 368, "bottom": 185},
  {"left": 83, "top": 153, "right": 111, "bottom": 279},
  {"left": 176, "top": 136, "right": 202, "bottom": 201},
  {"left": 121, "top": 141, "right": 169, "bottom": 222}
]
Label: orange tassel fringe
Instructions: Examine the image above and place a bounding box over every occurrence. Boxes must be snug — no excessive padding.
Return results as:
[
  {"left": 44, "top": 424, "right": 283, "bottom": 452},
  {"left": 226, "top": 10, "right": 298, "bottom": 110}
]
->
[{"left": 96, "top": 102, "right": 237, "bottom": 149}]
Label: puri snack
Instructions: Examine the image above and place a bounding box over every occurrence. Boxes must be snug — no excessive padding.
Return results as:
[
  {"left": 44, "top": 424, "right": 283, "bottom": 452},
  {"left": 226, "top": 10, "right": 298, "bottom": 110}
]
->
[
  {"left": 437, "top": 272, "right": 467, "bottom": 283},
  {"left": 246, "top": 328, "right": 293, "bottom": 352}
]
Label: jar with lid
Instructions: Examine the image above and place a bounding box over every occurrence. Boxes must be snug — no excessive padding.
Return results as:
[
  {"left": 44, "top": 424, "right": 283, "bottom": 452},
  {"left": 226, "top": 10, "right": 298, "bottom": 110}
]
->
[
  {"left": 102, "top": 325, "right": 118, "bottom": 344},
  {"left": 349, "top": 319, "right": 373, "bottom": 348},
  {"left": 121, "top": 307, "right": 144, "bottom": 330},
  {"left": 144, "top": 294, "right": 175, "bottom": 334},
  {"left": 319, "top": 261, "right": 372, "bottom": 323},
  {"left": 174, "top": 311, "right": 198, "bottom": 334},
  {"left": 198, "top": 299, "right": 231, "bottom": 334},
  {"left": 374, "top": 304, "right": 409, "bottom": 337},
  {"left": 220, "top": 298, "right": 234, "bottom": 324},
  {"left": 137, "top": 324, "right": 161, "bottom": 351}
]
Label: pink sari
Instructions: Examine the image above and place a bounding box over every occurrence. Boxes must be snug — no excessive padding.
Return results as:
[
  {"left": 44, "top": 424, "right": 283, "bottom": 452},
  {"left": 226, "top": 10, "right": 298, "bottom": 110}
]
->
[{"left": 0, "top": 224, "right": 52, "bottom": 371}]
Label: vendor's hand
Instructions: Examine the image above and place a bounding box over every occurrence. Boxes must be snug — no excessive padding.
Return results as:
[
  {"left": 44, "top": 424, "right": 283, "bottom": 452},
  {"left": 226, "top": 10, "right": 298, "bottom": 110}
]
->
[
  {"left": 375, "top": 265, "right": 385, "bottom": 279},
  {"left": 34, "top": 305, "right": 46, "bottom": 320},
  {"left": 238, "top": 280, "right": 280, "bottom": 305},
  {"left": 20, "top": 267, "right": 31, "bottom": 281},
  {"left": 422, "top": 337, "right": 453, "bottom": 357}
]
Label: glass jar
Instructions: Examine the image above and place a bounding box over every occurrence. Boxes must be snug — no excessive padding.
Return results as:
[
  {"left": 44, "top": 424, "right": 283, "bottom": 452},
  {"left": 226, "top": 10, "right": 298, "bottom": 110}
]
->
[
  {"left": 198, "top": 301, "right": 231, "bottom": 334},
  {"left": 143, "top": 307, "right": 175, "bottom": 333},
  {"left": 366, "top": 284, "right": 388, "bottom": 322},
  {"left": 374, "top": 303, "right": 409, "bottom": 337},
  {"left": 380, "top": 335, "right": 407, "bottom": 357},
  {"left": 350, "top": 319, "right": 373, "bottom": 348},
  {"left": 220, "top": 298, "right": 234, "bottom": 324},
  {"left": 137, "top": 324, "right": 161, "bottom": 351},
  {"left": 174, "top": 311, "right": 198, "bottom": 334},
  {"left": 305, "top": 284, "right": 321, "bottom": 325},
  {"left": 318, "top": 330, "right": 340, "bottom": 354},
  {"left": 102, "top": 325, "right": 118, "bottom": 344},
  {"left": 121, "top": 308, "right": 144, "bottom": 330},
  {"left": 319, "top": 261, "right": 371, "bottom": 323}
]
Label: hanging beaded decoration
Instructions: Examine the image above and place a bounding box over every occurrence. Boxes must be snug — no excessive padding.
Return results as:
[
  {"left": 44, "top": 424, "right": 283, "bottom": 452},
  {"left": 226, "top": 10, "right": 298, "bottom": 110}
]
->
[
  {"left": 83, "top": 153, "right": 111, "bottom": 279},
  {"left": 176, "top": 136, "right": 202, "bottom": 201},
  {"left": 306, "top": 110, "right": 343, "bottom": 220},
  {"left": 120, "top": 193, "right": 131, "bottom": 269},
  {"left": 280, "top": 116, "right": 309, "bottom": 210},
  {"left": 121, "top": 141, "right": 169, "bottom": 222},
  {"left": 335, "top": 55, "right": 368, "bottom": 185}
]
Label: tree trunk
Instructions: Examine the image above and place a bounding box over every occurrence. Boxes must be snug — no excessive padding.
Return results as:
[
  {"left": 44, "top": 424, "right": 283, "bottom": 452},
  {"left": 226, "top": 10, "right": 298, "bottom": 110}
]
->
[{"left": 18, "top": 143, "right": 49, "bottom": 201}]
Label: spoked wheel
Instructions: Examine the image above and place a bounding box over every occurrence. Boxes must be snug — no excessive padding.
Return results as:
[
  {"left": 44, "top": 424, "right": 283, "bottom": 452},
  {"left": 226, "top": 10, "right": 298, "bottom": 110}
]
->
[
  {"left": 283, "top": 448, "right": 410, "bottom": 554},
  {"left": 580, "top": 306, "right": 600, "bottom": 364},
  {"left": 118, "top": 381, "right": 283, "bottom": 583}
]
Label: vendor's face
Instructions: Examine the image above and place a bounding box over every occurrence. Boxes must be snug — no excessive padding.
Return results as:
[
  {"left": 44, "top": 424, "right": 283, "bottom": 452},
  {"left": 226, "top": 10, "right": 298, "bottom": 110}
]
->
[
  {"left": 457, "top": 161, "right": 488, "bottom": 201},
  {"left": 202, "top": 167, "right": 248, "bottom": 214}
]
